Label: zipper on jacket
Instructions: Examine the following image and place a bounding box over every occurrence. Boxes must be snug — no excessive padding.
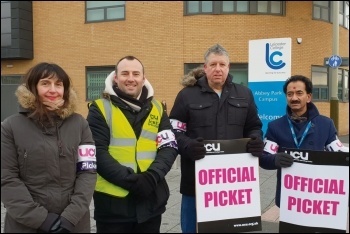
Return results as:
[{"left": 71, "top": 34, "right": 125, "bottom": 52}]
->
[
  {"left": 56, "top": 123, "right": 64, "bottom": 157},
  {"left": 23, "top": 150, "right": 28, "bottom": 178},
  {"left": 56, "top": 122, "right": 63, "bottom": 188}
]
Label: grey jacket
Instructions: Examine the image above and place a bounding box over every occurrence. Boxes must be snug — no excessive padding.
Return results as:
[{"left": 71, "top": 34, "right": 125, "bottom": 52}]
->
[{"left": 1, "top": 85, "right": 97, "bottom": 233}]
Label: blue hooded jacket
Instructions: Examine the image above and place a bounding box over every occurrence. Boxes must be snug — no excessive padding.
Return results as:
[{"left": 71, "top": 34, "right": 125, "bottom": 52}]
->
[{"left": 259, "top": 102, "right": 346, "bottom": 207}]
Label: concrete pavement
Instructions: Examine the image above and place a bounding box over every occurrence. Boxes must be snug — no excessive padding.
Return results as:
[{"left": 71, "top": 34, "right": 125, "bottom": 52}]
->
[
  {"left": 0, "top": 168, "right": 278, "bottom": 233},
  {"left": 1, "top": 135, "right": 348, "bottom": 233}
]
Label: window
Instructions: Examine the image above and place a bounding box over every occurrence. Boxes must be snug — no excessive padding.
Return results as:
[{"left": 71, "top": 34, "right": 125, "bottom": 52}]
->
[
  {"left": 338, "top": 69, "right": 349, "bottom": 102},
  {"left": 257, "top": 1, "right": 282, "bottom": 15},
  {"left": 222, "top": 1, "right": 249, "bottom": 14},
  {"left": 312, "top": 66, "right": 328, "bottom": 101},
  {"left": 86, "top": 66, "right": 114, "bottom": 101},
  {"left": 186, "top": 1, "right": 213, "bottom": 14},
  {"left": 184, "top": 63, "right": 248, "bottom": 86},
  {"left": 86, "top": 1, "right": 125, "bottom": 23},
  {"left": 185, "top": 1, "right": 283, "bottom": 15},
  {"left": 339, "top": 1, "right": 349, "bottom": 29},
  {"left": 312, "top": 66, "right": 349, "bottom": 102},
  {"left": 313, "top": 1, "right": 349, "bottom": 29},
  {"left": 313, "top": 1, "right": 330, "bottom": 22},
  {"left": 1, "top": 75, "right": 22, "bottom": 85},
  {"left": 338, "top": 70, "right": 343, "bottom": 100},
  {"left": 1, "top": 75, "right": 23, "bottom": 121},
  {"left": 230, "top": 66, "right": 248, "bottom": 86}
]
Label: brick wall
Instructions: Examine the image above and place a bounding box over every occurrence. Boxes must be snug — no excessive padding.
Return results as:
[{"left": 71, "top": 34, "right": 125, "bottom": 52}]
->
[{"left": 1, "top": 1, "right": 349, "bottom": 134}]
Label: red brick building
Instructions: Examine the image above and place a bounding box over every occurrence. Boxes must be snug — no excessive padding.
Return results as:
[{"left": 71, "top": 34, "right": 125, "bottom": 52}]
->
[{"left": 1, "top": 1, "right": 349, "bottom": 134}]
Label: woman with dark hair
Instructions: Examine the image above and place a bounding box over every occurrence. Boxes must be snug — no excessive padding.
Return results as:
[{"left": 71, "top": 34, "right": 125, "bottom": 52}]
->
[{"left": 1, "top": 62, "right": 97, "bottom": 233}]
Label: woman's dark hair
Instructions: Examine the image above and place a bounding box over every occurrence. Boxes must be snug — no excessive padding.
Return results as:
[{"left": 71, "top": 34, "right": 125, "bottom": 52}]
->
[
  {"left": 283, "top": 75, "right": 313, "bottom": 94},
  {"left": 23, "top": 62, "right": 72, "bottom": 121}
]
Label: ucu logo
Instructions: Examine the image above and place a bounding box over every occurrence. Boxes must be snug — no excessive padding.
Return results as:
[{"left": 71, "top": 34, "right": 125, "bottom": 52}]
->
[
  {"left": 156, "top": 132, "right": 170, "bottom": 144},
  {"left": 265, "top": 43, "right": 286, "bottom": 70},
  {"left": 78, "top": 145, "right": 96, "bottom": 158},
  {"left": 204, "top": 143, "right": 220, "bottom": 152},
  {"left": 270, "top": 144, "right": 278, "bottom": 153},
  {"left": 79, "top": 148, "right": 95, "bottom": 157},
  {"left": 288, "top": 151, "right": 308, "bottom": 160}
]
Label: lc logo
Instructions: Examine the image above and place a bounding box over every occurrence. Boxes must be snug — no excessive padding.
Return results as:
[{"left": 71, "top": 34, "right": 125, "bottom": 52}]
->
[
  {"left": 288, "top": 151, "right": 308, "bottom": 160},
  {"left": 204, "top": 143, "right": 220, "bottom": 152},
  {"left": 265, "top": 43, "right": 286, "bottom": 70}
]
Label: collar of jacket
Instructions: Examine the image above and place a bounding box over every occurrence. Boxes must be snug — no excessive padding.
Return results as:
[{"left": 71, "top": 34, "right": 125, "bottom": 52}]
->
[
  {"left": 196, "top": 74, "right": 234, "bottom": 93},
  {"left": 15, "top": 84, "right": 78, "bottom": 120},
  {"left": 286, "top": 102, "right": 320, "bottom": 122}
]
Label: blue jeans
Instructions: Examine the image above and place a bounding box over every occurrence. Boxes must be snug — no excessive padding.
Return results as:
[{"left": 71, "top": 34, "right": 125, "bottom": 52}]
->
[{"left": 181, "top": 195, "right": 196, "bottom": 233}]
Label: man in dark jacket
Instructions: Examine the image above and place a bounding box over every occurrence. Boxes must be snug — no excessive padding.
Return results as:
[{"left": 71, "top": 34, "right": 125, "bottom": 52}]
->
[
  {"left": 260, "top": 75, "right": 349, "bottom": 208},
  {"left": 169, "top": 44, "right": 264, "bottom": 233},
  {"left": 87, "top": 56, "right": 178, "bottom": 233}
]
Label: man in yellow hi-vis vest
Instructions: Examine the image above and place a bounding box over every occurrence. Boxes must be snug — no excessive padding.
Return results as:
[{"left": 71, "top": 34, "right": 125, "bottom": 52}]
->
[{"left": 87, "top": 56, "right": 178, "bottom": 233}]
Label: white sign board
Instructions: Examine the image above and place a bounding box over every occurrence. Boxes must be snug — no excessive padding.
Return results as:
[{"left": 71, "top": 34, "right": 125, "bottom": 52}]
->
[
  {"left": 195, "top": 139, "right": 262, "bottom": 233},
  {"left": 280, "top": 149, "right": 349, "bottom": 232}
]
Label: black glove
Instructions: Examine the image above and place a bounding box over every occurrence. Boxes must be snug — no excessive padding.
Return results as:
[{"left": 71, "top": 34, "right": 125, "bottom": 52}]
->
[
  {"left": 39, "top": 213, "right": 60, "bottom": 233},
  {"left": 274, "top": 153, "right": 294, "bottom": 168},
  {"left": 246, "top": 135, "right": 264, "bottom": 157},
  {"left": 186, "top": 137, "right": 206, "bottom": 161},
  {"left": 126, "top": 171, "right": 157, "bottom": 198},
  {"left": 49, "top": 218, "right": 70, "bottom": 233}
]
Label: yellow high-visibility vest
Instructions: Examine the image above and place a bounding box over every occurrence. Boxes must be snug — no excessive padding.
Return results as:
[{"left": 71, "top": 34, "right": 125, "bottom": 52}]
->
[{"left": 94, "top": 98, "right": 163, "bottom": 197}]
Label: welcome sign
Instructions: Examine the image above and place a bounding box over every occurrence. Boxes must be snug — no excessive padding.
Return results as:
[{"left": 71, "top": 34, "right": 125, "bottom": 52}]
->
[{"left": 248, "top": 38, "right": 291, "bottom": 135}]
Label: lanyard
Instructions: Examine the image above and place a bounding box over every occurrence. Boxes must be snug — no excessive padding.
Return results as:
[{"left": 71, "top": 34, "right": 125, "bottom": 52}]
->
[{"left": 287, "top": 118, "right": 311, "bottom": 149}]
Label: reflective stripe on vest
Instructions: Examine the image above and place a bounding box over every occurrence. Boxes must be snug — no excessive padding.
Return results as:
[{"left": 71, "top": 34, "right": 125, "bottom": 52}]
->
[{"left": 94, "top": 98, "right": 163, "bottom": 197}]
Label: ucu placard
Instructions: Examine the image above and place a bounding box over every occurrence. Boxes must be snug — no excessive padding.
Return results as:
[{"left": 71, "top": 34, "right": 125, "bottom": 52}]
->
[{"left": 77, "top": 145, "right": 96, "bottom": 172}]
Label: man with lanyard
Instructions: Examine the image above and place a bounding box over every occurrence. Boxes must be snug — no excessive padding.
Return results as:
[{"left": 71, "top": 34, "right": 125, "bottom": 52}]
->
[{"left": 259, "top": 75, "right": 349, "bottom": 208}]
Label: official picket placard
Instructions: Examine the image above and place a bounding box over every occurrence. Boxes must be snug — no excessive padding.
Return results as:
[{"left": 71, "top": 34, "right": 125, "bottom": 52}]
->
[
  {"left": 280, "top": 149, "right": 349, "bottom": 233},
  {"left": 195, "top": 139, "right": 262, "bottom": 233}
]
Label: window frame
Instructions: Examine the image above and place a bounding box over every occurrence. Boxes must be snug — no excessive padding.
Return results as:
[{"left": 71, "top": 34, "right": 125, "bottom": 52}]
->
[
  {"left": 312, "top": 1, "right": 331, "bottom": 22},
  {"left": 1, "top": 75, "right": 23, "bottom": 85},
  {"left": 338, "top": 69, "right": 349, "bottom": 102},
  {"left": 184, "top": 1, "right": 284, "bottom": 16},
  {"left": 311, "top": 65, "right": 329, "bottom": 101},
  {"left": 85, "top": 1, "right": 125, "bottom": 23},
  {"left": 311, "top": 65, "right": 349, "bottom": 102},
  {"left": 339, "top": 1, "right": 349, "bottom": 29},
  {"left": 312, "top": 1, "right": 349, "bottom": 29}
]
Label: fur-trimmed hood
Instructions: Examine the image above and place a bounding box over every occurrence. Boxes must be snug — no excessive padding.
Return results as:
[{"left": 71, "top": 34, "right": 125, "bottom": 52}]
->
[
  {"left": 15, "top": 84, "right": 78, "bottom": 119},
  {"left": 181, "top": 67, "right": 205, "bottom": 87},
  {"left": 103, "top": 70, "right": 154, "bottom": 99}
]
